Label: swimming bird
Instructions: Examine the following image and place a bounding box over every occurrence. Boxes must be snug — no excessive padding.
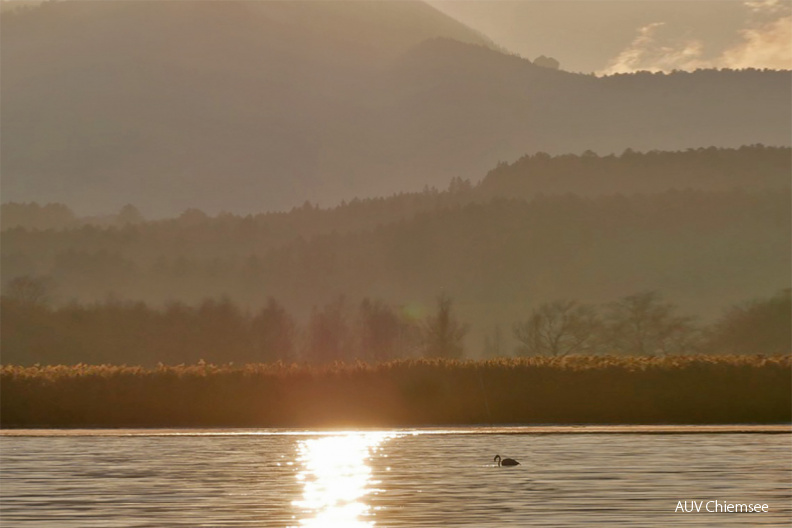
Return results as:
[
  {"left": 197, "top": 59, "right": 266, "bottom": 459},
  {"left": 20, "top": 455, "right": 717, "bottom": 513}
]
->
[{"left": 494, "top": 454, "right": 519, "bottom": 466}]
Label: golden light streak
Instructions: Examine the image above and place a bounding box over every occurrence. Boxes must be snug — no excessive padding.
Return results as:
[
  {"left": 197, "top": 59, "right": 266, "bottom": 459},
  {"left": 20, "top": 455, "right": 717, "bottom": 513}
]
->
[{"left": 291, "top": 432, "right": 392, "bottom": 527}]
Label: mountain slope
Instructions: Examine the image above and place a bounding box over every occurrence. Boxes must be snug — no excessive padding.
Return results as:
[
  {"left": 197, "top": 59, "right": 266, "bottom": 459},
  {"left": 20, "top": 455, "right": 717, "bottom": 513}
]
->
[{"left": 2, "top": 1, "right": 790, "bottom": 216}]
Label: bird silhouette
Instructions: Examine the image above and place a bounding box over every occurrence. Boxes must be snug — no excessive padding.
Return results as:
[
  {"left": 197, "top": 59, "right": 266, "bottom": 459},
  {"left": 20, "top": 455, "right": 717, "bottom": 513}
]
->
[{"left": 494, "top": 454, "right": 519, "bottom": 466}]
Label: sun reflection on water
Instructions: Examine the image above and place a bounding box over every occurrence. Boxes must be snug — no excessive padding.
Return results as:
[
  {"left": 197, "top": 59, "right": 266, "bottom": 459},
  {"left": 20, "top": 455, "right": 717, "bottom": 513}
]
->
[{"left": 291, "top": 432, "right": 392, "bottom": 527}]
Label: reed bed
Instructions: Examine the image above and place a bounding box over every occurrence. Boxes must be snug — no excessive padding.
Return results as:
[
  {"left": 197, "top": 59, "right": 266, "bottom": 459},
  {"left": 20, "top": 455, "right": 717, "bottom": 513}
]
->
[{"left": 1, "top": 356, "right": 790, "bottom": 427}]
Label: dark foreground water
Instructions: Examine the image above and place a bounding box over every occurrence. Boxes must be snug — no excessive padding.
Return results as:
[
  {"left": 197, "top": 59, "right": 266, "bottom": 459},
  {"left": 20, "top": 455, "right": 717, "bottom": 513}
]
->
[{"left": 1, "top": 426, "right": 790, "bottom": 527}]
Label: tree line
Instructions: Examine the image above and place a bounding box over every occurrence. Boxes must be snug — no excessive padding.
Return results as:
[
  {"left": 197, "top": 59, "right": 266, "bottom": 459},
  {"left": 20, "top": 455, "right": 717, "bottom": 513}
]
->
[
  {"left": 511, "top": 290, "right": 790, "bottom": 357},
  {"left": 2, "top": 284, "right": 787, "bottom": 366},
  {"left": 2, "top": 188, "right": 788, "bottom": 322}
]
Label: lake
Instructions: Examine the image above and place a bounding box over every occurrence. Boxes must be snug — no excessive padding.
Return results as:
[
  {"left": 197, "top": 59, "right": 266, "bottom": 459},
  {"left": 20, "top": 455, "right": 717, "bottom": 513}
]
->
[{"left": 1, "top": 426, "right": 790, "bottom": 527}]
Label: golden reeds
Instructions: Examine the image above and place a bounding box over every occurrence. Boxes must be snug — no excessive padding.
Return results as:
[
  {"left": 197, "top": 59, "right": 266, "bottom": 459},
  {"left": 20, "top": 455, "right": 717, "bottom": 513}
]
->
[{"left": 1, "top": 356, "right": 789, "bottom": 427}]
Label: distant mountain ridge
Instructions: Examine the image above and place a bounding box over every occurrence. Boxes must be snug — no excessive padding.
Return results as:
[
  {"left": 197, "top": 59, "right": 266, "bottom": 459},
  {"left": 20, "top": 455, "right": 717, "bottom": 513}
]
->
[
  {"left": 2, "top": 1, "right": 790, "bottom": 217},
  {"left": 3, "top": 146, "right": 788, "bottom": 231}
]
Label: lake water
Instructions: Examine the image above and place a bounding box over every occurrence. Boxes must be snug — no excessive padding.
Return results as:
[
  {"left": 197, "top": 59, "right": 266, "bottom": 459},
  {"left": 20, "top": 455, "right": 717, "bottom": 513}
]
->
[{"left": 1, "top": 426, "right": 790, "bottom": 527}]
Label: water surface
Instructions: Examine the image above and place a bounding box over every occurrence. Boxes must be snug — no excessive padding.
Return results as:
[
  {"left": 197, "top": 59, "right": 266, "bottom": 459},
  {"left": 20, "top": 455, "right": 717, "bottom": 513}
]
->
[{"left": 1, "top": 426, "right": 790, "bottom": 527}]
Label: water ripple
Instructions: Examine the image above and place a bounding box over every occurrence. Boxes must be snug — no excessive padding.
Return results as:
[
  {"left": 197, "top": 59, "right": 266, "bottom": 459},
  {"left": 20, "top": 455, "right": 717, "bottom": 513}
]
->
[{"left": 0, "top": 429, "right": 789, "bottom": 527}]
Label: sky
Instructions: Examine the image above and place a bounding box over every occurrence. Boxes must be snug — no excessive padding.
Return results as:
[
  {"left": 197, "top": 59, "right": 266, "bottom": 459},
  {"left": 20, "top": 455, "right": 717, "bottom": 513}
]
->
[{"left": 430, "top": 0, "right": 792, "bottom": 73}]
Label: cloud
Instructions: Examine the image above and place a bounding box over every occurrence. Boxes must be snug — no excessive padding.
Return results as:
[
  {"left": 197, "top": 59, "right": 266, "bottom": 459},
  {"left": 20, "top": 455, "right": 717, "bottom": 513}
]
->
[
  {"left": 719, "top": 14, "right": 792, "bottom": 69},
  {"left": 744, "top": 0, "right": 786, "bottom": 14},
  {"left": 599, "top": 23, "right": 706, "bottom": 74},
  {"left": 599, "top": 1, "right": 792, "bottom": 74}
]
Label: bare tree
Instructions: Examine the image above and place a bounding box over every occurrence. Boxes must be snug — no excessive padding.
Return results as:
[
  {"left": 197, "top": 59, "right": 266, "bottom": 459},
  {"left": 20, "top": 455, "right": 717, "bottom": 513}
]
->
[
  {"left": 356, "top": 298, "right": 406, "bottom": 361},
  {"left": 421, "top": 294, "right": 469, "bottom": 359},
  {"left": 2, "top": 275, "right": 56, "bottom": 306},
  {"left": 250, "top": 297, "right": 297, "bottom": 362},
  {"left": 305, "top": 296, "right": 353, "bottom": 363},
  {"left": 514, "top": 300, "right": 600, "bottom": 357},
  {"left": 605, "top": 291, "right": 699, "bottom": 355},
  {"left": 706, "top": 288, "right": 791, "bottom": 355}
]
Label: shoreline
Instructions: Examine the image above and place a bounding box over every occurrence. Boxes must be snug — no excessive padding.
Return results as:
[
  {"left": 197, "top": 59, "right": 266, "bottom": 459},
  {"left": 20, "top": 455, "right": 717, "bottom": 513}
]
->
[{"left": 3, "top": 424, "right": 791, "bottom": 436}]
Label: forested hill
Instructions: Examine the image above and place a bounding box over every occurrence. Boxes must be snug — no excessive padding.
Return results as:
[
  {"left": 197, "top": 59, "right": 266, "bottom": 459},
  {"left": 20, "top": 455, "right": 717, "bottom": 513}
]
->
[
  {"left": 476, "top": 145, "right": 791, "bottom": 199},
  {"left": 2, "top": 148, "right": 790, "bottom": 344},
  {"left": 3, "top": 145, "right": 789, "bottom": 235},
  {"left": 2, "top": 0, "right": 790, "bottom": 216}
]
